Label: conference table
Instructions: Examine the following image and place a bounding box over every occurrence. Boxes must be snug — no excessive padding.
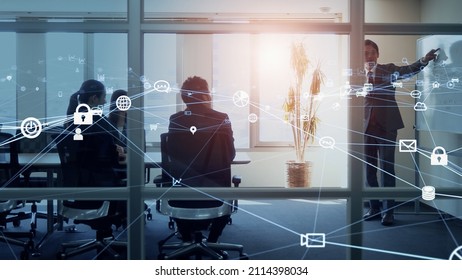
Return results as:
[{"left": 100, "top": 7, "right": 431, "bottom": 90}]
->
[
  {"left": 18, "top": 151, "right": 251, "bottom": 169},
  {"left": 17, "top": 151, "right": 250, "bottom": 249}
]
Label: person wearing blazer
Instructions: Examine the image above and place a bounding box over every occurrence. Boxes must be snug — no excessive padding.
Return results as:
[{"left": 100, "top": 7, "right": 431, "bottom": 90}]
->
[
  {"left": 362, "top": 39, "right": 439, "bottom": 226},
  {"left": 168, "top": 76, "right": 235, "bottom": 243}
]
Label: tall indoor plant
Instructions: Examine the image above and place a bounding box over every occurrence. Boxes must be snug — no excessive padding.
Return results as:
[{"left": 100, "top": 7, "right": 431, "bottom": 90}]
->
[{"left": 283, "top": 42, "right": 324, "bottom": 187}]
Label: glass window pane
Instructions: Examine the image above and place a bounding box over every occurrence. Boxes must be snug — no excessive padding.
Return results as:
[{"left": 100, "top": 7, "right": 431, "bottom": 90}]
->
[
  {"left": 46, "top": 33, "right": 127, "bottom": 123},
  {"left": 258, "top": 34, "right": 348, "bottom": 147},
  {"left": 46, "top": 33, "right": 85, "bottom": 122},
  {"left": 0, "top": 32, "right": 16, "bottom": 134},
  {"left": 93, "top": 33, "right": 128, "bottom": 106},
  {"left": 213, "top": 34, "right": 251, "bottom": 149},
  {"left": 144, "top": 34, "right": 177, "bottom": 144},
  {"left": 366, "top": 0, "right": 462, "bottom": 24}
]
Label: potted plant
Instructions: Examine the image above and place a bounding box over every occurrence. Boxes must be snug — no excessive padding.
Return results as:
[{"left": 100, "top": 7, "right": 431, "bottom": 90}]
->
[{"left": 283, "top": 42, "right": 324, "bottom": 187}]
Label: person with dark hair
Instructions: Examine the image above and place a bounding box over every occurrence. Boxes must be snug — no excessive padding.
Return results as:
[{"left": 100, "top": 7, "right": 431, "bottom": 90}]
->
[
  {"left": 170, "top": 76, "right": 235, "bottom": 161},
  {"left": 168, "top": 76, "right": 235, "bottom": 243},
  {"left": 67, "top": 79, "right": 126, "bottom": 224},
  {"left": 66, "top": 91, "right": 79, "bottom": 117},
  {"left": 362, "top": 39, "right": 439, "bottom": 226}
]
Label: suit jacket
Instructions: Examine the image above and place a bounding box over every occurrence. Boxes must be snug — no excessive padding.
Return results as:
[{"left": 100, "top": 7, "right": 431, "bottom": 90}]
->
[
  {"left": 168, "top": 105, "right": 235, "bottom": 161},
  {"left": 167, "top": 105, "right": 235, "bottom": 209},
  {"left": 68, "top": 115, "right": 119, "bottom": 186},
  {"left": 364, "top": 60, "right": 426, "bottom": 133}
]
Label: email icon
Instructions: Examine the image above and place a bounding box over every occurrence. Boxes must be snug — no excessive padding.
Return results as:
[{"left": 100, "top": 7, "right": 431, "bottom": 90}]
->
[{"left": 399, "top": 139, "right": 417, "bottom": 152}]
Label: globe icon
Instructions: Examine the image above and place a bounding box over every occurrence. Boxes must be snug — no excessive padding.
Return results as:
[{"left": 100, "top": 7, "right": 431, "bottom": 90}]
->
[{"left": 116, "top": 95, "right": 131, "bottom": 111}]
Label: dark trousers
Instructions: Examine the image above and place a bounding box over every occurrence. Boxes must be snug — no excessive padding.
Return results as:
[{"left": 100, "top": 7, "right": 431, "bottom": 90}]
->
[{"left": 364, "top": 129, "right": 397, "bottom": 213}]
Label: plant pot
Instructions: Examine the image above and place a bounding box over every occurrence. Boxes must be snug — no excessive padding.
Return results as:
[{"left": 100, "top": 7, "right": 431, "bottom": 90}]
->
[{"left": 285, "top": 160, "right": 312, "bottom": 188}]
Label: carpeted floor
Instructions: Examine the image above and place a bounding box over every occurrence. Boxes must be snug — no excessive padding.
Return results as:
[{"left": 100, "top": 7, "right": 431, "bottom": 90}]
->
[{"left": 1, "top": 199, "right": 461, "bottom": 260}]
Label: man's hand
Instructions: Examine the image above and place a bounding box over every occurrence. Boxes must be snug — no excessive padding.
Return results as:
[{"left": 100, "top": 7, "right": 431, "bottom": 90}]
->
[
  {"left": 115, "top": 144, "right": 126, "bottom": 160},
  {"left": 422, "top": 48, "right": 440, "bottom": 63}
]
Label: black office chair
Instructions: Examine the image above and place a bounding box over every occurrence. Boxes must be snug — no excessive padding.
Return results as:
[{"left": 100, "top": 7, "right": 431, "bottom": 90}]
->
[
  {"left": 155, "top": 131, "right": 247, "bottom": 260},
  {"left": 14, "top": 130, "right": 58, "bottom": 234},
  {"left": 0, "top": 132, "right": 35, "bottom": 259},
  {"left": 54, "top": 132, "right": 126, "bottom": 259}
]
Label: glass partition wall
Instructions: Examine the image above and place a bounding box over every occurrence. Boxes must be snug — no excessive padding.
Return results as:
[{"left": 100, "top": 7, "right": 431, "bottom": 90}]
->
[{"left": 1, "top": 0, "right": 462, "bottom": 260}]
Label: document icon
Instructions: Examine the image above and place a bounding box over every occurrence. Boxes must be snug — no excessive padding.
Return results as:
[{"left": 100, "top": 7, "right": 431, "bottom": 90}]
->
[{"left": 399, "top": 139, "right": 417, "bottom": 152}]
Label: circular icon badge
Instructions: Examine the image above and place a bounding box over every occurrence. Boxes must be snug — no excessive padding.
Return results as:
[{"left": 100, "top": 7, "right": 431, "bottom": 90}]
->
[
  {"left": 116, "top": 95, "right": 132, "bottom": 111},
  {"left": 20, "top": 117, "right": 42, "bottom": 139},
  {"left": 449, "top": 245, "right": 462, "bottom": 260},
  {"left": 233, "top": 90, "right": 250, "bottom": 107},
  {"left": 248, "top": 113, "right": 258, "bottom": 123}
]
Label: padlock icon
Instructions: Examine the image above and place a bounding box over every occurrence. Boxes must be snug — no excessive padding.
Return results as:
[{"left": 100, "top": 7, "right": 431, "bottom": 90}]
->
[
  {"left": 431, "top": 146, "right": 448, "bottom": 166},
  {"left": 73, "top": 104, "right": 93, "bottom": 125}
]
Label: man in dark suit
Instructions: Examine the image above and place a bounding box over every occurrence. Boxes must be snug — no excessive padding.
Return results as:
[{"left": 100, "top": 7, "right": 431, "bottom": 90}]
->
[
  {"left": 168, "top": 76, "right": 235, "bottom": 243},
  {"left": 362, "top": 39, "right": 439, "bottom": 226}
]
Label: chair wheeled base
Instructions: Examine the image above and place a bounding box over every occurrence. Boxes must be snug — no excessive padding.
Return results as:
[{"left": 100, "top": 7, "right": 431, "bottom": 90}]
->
[
  {"left": 57, "top": 228, "right": 126, "bottom": 260},
  {"left": 158, "top": 232, "right": 248, "bottom": 260}
]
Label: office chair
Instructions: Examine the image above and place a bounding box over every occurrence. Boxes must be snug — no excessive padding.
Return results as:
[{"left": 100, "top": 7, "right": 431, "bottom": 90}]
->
[
  {"left": 156, "top": 131, "right": 247, "bottom": 260},
  {"left": 55, "top": 132, "right": 126, "bottom": 259},
  {"left": 14, "top": 130, "right": 57, "bottom": 235},
  {"left": 0, "top": 132, "right": 35, "bottom": 259}
]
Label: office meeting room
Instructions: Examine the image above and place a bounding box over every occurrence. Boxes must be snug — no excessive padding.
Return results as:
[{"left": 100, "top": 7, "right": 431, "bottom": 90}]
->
[{"left": 0, "top": 0, "right": 461, "bottom": 278}]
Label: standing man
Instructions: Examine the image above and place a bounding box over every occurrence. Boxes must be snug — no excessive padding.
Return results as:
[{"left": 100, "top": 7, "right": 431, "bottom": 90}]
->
[{"left": 362, "top": 39, "right": 438, "bottom": 226}]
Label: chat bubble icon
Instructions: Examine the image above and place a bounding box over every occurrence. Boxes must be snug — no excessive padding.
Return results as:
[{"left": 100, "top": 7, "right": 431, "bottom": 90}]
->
[
  {"left": 153, "top": 80, "right": 171, "bottom": 93},
  {"left": 410, "top": 90, "right": 422, "bottom": 98},
  {"left": 319, "top": 136, "right": 335, "bottom": 149}
]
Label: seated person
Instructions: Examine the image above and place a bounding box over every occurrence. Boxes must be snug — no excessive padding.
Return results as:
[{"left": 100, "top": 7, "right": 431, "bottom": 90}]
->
[
  {"left": 67, "top": 79, "right": 126, "bottom": 219},
  {"left": 168, "top": 76, "right": 235, "bottom": 243},
  {"left": 108, "top": 89, "right": 128, "bottom": 149},
  {"left": 65, "top": 90, "right": 79, "bottom": 125},
  {"left": 106, "top": 90, "right": 129, "bottom": 178}
]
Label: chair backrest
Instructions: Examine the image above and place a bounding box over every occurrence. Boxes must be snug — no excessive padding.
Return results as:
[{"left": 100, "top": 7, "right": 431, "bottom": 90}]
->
[
  {"left": 16, "top": 129, "right": 53, "bottom": 154},
  {"left": 54, "top": 130, "right": 107, "bottom": 210},
  {"left": 0, "top": 132, "right": 20, "bottom": 212},
  {"left": 0, "top": 132, "right": 20, "bottom": 188},
  {"left": 158, "top": 131, "right": 234, "bottom": 220},
  {"left": 54, "top": 127, "right": 118, "bottom": 188},
  {"left": 54, "top": 132, "right": 80, "bottom": 188},
  {"left": 163, "top": 131, "right": 233, "bottom": 188}
]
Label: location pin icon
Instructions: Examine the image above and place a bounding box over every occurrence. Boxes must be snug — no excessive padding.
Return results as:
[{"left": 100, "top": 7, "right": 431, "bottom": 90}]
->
[{"left": 190, "top": 126, "right": 197, "bottom": 135}]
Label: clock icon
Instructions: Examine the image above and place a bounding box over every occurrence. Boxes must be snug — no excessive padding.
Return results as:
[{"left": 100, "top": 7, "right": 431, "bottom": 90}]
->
[{"left": 20, "top": 117, "right": 42, "bottom": 139}]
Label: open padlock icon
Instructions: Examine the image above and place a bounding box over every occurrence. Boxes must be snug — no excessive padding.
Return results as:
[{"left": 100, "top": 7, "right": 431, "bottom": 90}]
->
[
  {"left": 431, "top": 146, "right": 448, "bottom": 166},
  {"left": 73, "top": 104, "right": 93, "bottom": 125}
]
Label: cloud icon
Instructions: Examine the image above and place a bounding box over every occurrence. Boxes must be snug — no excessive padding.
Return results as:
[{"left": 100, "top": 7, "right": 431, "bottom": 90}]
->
[{"left": 414, "top": 102, "right": 427, "bottom": 111}]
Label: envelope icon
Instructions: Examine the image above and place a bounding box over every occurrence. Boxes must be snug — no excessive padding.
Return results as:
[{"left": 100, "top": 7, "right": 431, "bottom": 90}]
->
[{"left": 399, "top": 139, "right": 417, "bottom": 152}]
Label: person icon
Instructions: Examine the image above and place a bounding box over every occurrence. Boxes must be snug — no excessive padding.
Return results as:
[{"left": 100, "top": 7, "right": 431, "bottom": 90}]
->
[{"left": 73, "top": 128, "right": 83, "bottom": 141}]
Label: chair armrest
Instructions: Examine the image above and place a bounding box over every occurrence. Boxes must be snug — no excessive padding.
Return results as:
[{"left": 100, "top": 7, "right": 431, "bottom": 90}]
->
[
  {"left": 153, "top": 174, "right": 163, "bottom": 188},
  {"left": 232, "top": 175, "right": 241, "bottom": 187},
  {"left": 154, "top": 174, "right": 172, "bottom": 188}
]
